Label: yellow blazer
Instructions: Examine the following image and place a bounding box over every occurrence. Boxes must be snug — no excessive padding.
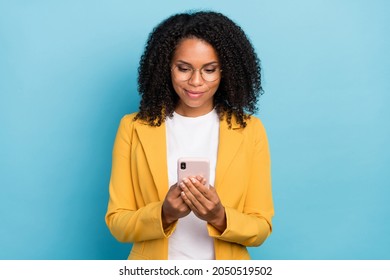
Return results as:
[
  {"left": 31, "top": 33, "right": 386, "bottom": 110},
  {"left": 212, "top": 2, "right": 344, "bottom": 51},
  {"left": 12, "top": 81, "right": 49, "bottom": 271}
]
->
[{"left": 105, "top": 113, "right": 274, "bottom": 260}]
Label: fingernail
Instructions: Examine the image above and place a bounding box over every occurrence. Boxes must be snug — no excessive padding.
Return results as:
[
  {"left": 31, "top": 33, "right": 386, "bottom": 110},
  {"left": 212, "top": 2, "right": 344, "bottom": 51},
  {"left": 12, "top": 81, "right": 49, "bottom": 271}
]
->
[{"left": 190, "top": 177, "right": 196, "bottom": 183}]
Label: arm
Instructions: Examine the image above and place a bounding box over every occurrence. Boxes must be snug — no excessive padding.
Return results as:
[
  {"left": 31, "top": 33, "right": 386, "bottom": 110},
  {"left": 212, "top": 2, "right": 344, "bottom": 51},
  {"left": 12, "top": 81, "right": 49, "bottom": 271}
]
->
[
  {"left": 105, "top": 115, "right": 175, "bottom": 243},
  {"left": 208, "top": 118, "right": 274, "bottom": 247}
]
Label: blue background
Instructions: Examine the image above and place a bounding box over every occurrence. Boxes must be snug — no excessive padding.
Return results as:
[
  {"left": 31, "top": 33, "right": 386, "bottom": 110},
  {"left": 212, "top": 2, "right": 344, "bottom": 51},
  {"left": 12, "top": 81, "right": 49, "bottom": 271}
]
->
[{"left": 1, "top": 1, "right": 389, "bottom": 260}]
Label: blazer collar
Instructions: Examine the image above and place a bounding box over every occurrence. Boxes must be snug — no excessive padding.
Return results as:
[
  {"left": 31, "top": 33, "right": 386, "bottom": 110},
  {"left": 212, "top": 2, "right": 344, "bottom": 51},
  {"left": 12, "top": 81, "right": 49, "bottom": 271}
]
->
[{"left": 135, "top": 115, "right": 244, "bottom": 199}]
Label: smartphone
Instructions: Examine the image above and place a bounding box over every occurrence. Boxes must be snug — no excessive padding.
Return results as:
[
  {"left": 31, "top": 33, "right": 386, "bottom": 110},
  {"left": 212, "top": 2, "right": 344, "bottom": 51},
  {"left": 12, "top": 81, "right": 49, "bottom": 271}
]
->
[{"left": 177, "top": 157, "right": 210, "bottom": 188}]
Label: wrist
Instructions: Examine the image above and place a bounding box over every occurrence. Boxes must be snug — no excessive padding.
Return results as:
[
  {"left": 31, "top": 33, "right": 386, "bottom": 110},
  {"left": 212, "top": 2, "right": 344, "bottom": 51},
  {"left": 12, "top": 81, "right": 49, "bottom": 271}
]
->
[
  {"left": 210, "top": 207, "right": 227, "bottom": 232},
  {"left": 161, "top": 209, "right": 176, "bottom": 229}
]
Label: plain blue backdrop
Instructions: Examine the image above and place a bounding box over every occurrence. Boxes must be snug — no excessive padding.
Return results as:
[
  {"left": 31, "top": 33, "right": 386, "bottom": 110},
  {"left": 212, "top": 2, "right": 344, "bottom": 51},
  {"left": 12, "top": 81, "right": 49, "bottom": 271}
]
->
[{"left": 1, "top": 0, "right": 389, "bottom": 259}]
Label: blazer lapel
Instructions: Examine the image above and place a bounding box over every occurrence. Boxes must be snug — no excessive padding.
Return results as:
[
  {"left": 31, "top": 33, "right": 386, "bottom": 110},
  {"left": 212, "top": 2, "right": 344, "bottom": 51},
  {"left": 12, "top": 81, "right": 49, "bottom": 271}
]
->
[
  {"left": 215, "top": 118, "right": 243, "bottom": 190},
  {"left": 134, "top": 116, "right": 243, "bottom": 199},
  {"left": 135, "top": 123, "right": 169, "bottom": 200}
]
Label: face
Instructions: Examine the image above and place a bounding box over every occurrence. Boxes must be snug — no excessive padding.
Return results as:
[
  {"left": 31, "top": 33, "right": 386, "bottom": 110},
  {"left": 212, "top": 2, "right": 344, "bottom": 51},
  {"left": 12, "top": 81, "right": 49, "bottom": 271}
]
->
[{"left": 171, "top": 38, "right": 221, "bottom": 117}]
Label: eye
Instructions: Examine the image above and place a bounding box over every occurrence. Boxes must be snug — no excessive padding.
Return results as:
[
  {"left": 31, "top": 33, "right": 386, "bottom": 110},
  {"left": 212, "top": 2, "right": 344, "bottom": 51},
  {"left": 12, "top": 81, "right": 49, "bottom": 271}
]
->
[
  {"left": 203, "top": 68, "right": 217, "bottom": 74},
  {"left": 177, "top": 65, "right": 192, "bottom": 72}
]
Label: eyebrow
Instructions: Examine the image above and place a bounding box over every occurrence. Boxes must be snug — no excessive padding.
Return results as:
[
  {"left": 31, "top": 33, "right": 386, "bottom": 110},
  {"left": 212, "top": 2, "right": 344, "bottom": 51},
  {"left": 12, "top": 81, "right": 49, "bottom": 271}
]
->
[{"left": 175, "top": 60, "right": 219, "bottom": 67}]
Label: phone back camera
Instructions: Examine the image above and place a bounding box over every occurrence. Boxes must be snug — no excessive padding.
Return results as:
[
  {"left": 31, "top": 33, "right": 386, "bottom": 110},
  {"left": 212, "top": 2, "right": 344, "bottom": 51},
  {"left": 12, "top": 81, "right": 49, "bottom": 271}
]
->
[{"left": 180, "top": 162, "right": 186, "bottom": 170}]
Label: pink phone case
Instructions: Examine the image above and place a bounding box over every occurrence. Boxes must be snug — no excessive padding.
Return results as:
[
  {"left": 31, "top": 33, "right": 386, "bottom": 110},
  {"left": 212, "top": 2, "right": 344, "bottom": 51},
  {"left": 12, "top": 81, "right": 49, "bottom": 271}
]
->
[{"left": 177, "top": 157, "right": 210, "bottom": 188}]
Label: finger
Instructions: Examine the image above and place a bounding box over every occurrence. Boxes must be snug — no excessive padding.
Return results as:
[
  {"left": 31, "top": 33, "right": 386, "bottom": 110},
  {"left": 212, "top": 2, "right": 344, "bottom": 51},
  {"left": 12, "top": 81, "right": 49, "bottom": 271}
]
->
[
  {"left": 188, "top": 177, "right": 211, "bottom": 198},
  {"left": 168, "top": 183, "right": 184, "bottom": 197},
  {"left": 180, "top": 190, "right": 196, "bottom": 211},
  {"left": 180, "top": 181, "right": 206, "bottom": 212},
  {"left": 185, "top": 180, "right": 222, "bottom": 213},
  {"left": 180, "top": 189, "right": 206, "bottom": 216},
  {"left": 196, "top": 175, "right": 208, "bottom": 186},
  {"left": 178, "top": 200, "right": 191, "bottom": 213},
  {"left": 181, "top": 178, "right": 207, "bottom": 200},
  {"left": 164, "top": 193, "right": 191, "bottom": 218}
]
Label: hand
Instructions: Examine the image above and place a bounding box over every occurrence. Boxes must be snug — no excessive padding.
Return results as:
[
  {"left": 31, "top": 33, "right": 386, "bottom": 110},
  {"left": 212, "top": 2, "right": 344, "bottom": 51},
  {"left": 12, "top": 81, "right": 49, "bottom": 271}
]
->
[
  {"left": 162, "top": 183, "right": 191, "bottom": 229},
  {"left": 179, "top": 176, "right": 227, "bottom": 232}
]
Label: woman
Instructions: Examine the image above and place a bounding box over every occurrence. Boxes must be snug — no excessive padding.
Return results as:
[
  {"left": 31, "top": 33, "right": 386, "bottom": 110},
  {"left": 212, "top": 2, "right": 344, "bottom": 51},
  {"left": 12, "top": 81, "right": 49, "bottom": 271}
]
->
[{"left": 105, "top": 11, "right": 274, "bottom": 260}]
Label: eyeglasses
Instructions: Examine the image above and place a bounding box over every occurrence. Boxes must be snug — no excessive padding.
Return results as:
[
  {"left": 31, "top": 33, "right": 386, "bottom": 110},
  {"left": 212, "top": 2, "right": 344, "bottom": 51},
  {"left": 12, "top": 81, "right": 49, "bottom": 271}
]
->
[{"left": 171, "top": 63, "right": 222, "bottom": 82}]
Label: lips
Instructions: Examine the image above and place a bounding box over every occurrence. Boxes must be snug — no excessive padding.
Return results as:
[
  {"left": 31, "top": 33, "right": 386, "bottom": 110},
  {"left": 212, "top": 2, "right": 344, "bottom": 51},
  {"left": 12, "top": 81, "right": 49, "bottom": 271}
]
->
[{"left": 185, "top": 89, "right": 205, "bottom": 98}]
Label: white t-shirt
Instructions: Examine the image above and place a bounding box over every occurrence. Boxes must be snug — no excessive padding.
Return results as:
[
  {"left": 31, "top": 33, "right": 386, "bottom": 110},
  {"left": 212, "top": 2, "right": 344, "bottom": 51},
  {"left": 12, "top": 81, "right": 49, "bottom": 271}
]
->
[{"left": 165, "top": 109, "right": 219, "bottom": 259}]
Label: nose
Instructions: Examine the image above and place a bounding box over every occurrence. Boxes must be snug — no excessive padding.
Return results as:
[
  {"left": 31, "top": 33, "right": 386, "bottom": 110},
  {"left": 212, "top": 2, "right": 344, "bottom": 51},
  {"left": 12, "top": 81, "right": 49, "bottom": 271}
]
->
[{"left": 188, "top": 69, "right": 204, "bottom": 86}]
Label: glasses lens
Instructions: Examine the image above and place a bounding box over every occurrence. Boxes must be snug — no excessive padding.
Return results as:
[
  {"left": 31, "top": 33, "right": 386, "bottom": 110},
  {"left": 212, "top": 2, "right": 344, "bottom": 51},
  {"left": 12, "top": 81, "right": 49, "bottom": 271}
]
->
[
  {"left": 201, "top": 67, "right": 220, "bottom": 82},
  {"left": 172, "top": 65, "right": 220, "bottom": 82},
  {"left": 172, "top": 65, "right": 192, "bottom": 81}
]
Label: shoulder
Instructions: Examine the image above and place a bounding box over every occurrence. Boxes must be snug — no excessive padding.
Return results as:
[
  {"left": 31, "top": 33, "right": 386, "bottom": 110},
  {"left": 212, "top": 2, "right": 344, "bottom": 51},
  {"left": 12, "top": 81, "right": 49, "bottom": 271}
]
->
[
  {"left": 119, "top": 112, "right": 137, "bottom": 124},
  {"left": 118, "top": 112, "right": 146, "bottom": 128},
  {"left": 115, "top": 113, "right": 147, "bottom": 137},
  {"left": 228, "top": 114, "right": 267, "bottom": 134},
  {"left": 245, "top": 115, "right": 266, "bottom": 131},
  {"left": 240, "top": 115, "right": 269, "bottom": 144}
]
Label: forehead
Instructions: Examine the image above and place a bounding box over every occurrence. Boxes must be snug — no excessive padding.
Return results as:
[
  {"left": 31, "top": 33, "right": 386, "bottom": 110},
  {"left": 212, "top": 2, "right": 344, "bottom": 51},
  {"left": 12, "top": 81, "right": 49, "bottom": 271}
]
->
[{"left": 172, "top": 38, "right": 219, "bottom": 65}]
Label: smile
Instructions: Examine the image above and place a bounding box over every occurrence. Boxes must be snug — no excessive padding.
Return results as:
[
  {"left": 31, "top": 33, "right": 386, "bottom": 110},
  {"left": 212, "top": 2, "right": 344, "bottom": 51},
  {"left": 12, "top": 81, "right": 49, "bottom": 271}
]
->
[{"left": 185, "top": 89, "right": 205, "bottom": 98}]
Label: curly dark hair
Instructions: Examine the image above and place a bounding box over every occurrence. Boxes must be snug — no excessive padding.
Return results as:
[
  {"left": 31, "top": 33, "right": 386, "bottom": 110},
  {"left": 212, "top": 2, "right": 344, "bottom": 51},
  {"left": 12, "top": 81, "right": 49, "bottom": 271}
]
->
[{"left": 134, "top": 10, "right": 263, "bottom": 128}]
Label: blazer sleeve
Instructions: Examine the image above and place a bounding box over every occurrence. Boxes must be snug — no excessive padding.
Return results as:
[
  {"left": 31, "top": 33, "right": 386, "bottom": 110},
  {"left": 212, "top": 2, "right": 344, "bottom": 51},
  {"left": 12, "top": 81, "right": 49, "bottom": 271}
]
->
[
  {"left": 208, "top": 118, "right": 274, "bottom": 247},
  {"left": 105, "top": 115, "right": 175, "bottom": 243}
]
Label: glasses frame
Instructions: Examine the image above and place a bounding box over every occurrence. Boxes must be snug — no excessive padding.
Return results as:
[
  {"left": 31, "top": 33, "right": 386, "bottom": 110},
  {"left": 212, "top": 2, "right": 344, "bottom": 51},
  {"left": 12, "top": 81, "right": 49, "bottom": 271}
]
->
[{"left": 171, "top": 64, "right": 222, "bottom": 82}]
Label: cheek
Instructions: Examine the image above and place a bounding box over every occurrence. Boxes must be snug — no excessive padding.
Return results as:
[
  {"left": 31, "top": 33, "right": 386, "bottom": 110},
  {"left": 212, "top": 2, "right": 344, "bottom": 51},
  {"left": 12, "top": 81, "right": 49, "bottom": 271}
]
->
[
  {"left": 209, "top": 81, "right": 221, "bottom": 93},
  {"left": 171, "top": 78, "right": 181, "bottom": 94}
]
